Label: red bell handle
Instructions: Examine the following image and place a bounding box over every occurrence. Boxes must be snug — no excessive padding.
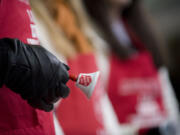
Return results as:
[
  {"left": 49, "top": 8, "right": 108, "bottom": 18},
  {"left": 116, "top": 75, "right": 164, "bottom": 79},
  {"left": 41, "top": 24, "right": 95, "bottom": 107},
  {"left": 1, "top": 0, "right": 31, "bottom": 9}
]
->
[{"left": 69, "top": 74, "right": 78, "bottom": 82}]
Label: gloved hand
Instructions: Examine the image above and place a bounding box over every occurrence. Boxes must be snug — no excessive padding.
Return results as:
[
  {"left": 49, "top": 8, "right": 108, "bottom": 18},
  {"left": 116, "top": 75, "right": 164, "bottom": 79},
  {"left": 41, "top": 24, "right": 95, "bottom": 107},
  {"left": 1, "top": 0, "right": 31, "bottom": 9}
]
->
[{"left": 0, "top": 38, "right": 70, "bottom": 112}]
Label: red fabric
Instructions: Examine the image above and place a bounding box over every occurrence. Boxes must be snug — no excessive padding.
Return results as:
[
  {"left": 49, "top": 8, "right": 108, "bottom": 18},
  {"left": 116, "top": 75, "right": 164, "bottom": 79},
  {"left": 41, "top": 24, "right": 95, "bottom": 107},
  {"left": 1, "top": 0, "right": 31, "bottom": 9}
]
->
[
  {"left": 0, "top": 0, "right": 55, "bottom": 134},
  {"left": 107, "top": 21, "right": 167, "bottom": 129},
  {"left": 0, "top": 0, "right": 39, "bottom": 44},
  {"left": 56, "top": 54, "right": 106, "bottom": 135}
]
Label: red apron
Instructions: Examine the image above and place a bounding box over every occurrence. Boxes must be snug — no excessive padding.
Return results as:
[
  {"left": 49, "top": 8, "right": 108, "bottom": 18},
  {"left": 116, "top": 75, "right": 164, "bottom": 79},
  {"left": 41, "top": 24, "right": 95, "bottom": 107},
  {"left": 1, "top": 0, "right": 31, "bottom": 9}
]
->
[
  {"left": 107, "top": 21, "right": 167, "bottom": 129},
  {"left": 0, "top": 0, "right": 55, "bottom": 134},
  {"left": 56, "top": 54, "right": 107, "bottom": 135}
]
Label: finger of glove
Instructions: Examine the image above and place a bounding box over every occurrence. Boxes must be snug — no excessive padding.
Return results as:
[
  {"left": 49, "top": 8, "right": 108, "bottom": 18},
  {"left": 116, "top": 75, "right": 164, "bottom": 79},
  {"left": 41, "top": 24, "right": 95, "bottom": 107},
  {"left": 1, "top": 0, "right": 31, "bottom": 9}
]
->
[
  {"left": 28, "top": 98, "right": 54, "bottom": 112},
  {"left": 44, "top": 96, "right": 60, "bottom": 104},
  {"left": 57, "top": 64, "right": 69, "bottom": 84},
  {"left": 63, "top": 63, "right": 70, "bottom": 71},
  {"left": 56, "top": 83, "right": 70, "bottom": 98},
  {"left": 43, "top": 86, "right": 61, "bottom": 104}
]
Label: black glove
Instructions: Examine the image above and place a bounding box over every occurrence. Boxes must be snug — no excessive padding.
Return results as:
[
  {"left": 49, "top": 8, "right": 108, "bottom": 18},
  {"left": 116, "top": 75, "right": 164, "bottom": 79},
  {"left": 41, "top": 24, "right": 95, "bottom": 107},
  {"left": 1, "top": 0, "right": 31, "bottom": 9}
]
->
[{"left": 0, "top": 38, "right": 70, "bottom": 112}]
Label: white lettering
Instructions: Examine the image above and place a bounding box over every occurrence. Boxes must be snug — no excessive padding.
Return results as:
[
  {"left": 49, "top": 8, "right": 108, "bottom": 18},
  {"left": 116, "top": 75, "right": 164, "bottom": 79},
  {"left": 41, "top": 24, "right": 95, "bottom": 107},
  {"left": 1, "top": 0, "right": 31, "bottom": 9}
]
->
[
  {"left": 26, "top": 9, "right": 39, "bottom": 44},
  {"left": 27, "top": 10, "right": 34, "bottom": 23},
  {"left": 27, "top": 38, "right": 39, "bottom": 45},
  {"left": 119, "top": 78, "right": 160, "bottom": 96},
  {"left": 19, "top": 0, "right": 29, "bottom": 5},
  {"left": 30, "top": 24, "right": 38, "bottom": 38}
]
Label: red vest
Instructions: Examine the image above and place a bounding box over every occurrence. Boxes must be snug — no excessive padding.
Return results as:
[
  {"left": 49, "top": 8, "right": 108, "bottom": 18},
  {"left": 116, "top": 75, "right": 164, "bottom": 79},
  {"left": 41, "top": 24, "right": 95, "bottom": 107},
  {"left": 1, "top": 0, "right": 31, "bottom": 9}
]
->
[
  {"left": 107, "top": 21, "right": 167, "bottom": 129},
  {"left": 56, "top": 54, "right": 107, "bottom": 135},
  {"left": 0, "top": 0, "right": 55, "bottom": 134}
]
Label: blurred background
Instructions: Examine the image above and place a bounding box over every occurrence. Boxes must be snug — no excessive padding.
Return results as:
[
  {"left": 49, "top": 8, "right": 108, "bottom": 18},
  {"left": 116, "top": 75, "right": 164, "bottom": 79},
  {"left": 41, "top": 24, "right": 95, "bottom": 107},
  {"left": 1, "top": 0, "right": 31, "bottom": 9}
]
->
[
  {"left": 144, "top": 0, "right": 180, "bottom": 105},
  {"left": 31, "top": 0, "right": 180, "bottom": 134}
]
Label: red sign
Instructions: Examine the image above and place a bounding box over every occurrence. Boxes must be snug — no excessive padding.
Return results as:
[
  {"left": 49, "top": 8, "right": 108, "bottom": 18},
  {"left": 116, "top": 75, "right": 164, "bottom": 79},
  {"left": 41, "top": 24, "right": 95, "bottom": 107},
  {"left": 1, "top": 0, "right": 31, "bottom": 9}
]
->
[{"left": 79, "top": 75, "right": 92, "bottom": 86}]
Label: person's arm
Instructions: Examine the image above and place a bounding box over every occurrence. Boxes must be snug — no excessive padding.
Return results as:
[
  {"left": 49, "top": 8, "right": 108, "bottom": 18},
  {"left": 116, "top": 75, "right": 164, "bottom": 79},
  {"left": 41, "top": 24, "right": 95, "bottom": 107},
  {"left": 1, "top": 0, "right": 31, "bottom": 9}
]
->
[
  {"left": 124, "top": 1, "right": 170, "bottom": 68},
  {"left": 0, "top": 38, "right": 70, "bottom": 112}
]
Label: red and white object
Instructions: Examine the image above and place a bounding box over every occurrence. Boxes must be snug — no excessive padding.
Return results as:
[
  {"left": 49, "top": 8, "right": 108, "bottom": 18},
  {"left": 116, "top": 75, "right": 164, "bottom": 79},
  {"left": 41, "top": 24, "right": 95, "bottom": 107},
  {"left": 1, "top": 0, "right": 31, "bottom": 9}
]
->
[{"left": 70, "top": 71, "right": 100, "bottom": 98}]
